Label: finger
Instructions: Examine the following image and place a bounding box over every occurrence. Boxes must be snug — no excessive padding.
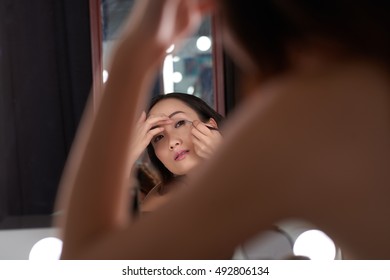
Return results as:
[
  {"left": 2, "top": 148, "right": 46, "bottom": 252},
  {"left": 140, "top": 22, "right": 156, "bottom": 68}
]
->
[
  {"left": 191, "top": 127, "right": 211, "bottom": 145},
  {"left": 145, "top": 115, "right": 172, "bottom": 129},
  {"left": 192, "top": 137, "right": 206, "bottom": 150},
  {"left": 192, "top": 134, "right": 212, "bottom": 150},
  {"left": 192, "top": 130, "right": 222, "bottom": 152},
  {"left": 191, "top": 124, "right": 221, "bottom": 145},
  {"left": 175, "top": 0, "right": 201, "bottom": 34},
  {"left": 145, "top": 127, "right": 165, "bottom": 143},
  {"left": 192, "top": 137, "right": 211, "bottom": 158},
  {"left": 146, "top": 114, "right": 170, "bottom": 122},
  {"left": 191, "top": 120, "right": 214, "bottom": 136},
  {"left": 197, "top": 0, "right": 216, "bottom": 13},
  {"left": 158, "top": 0, "right": 202, "bottom": 45},
  {"left": 137, "top": 111, "right": 147, "bottom": 124},
  {"left": 135, "top": 114, "right": 165, "bottom": 135},
  {"left": 136, "top": 111, "right": 146, "bottom": 126}
]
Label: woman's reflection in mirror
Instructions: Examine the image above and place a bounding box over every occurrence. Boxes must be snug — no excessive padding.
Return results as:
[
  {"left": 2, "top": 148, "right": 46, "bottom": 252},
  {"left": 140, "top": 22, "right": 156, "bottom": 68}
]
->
[{"left": 132, "top": 92, "right": 224, "bottom": 213}]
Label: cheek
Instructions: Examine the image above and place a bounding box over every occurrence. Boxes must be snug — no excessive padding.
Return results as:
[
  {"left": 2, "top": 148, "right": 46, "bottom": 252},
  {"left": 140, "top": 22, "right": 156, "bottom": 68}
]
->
[
  {"left": 184, "top": 133, "right": 195, "bottom": 146},
  {"left": 155, "top": 145, "right": 169, "bottom": 165}
]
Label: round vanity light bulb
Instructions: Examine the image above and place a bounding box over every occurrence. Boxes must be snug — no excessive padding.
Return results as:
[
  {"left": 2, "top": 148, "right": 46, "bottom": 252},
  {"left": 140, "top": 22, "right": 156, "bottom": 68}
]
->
[
  {"left": 196, "top": 36, "right": 212, "bottom": 52},
  {"left": 29, "top": 237, "right": 63, "bottom": 260},
  {"left": 293, "top": 229, "right": 336, "bottom": 260},
  {"left": 172, "top": 72, "right": 183, "bottom": 83}
]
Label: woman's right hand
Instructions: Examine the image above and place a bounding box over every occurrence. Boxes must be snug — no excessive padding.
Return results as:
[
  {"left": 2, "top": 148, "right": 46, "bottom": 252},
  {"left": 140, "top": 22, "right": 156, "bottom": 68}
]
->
[{"left": 129, "top": 111, "right": 172, "bottom": 164}]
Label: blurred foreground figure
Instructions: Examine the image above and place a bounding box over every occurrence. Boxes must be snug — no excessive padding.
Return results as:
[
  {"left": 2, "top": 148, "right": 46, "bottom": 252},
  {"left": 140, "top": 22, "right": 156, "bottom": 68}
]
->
[{"left": 55, "top": 0, "right": 390, "bottom": 259}]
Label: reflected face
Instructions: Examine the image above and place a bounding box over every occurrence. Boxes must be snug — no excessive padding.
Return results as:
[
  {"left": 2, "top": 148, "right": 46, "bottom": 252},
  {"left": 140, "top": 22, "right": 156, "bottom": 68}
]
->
[{"left": 148, "top": 98, "right": 203, "bottom": 175}]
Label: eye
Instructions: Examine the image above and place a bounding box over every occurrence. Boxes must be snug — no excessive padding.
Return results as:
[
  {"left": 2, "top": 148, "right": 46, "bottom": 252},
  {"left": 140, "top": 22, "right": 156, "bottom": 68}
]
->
[
  {"left": 174, "top": 120, "right": 186, "bottom": 128},
  {"left": 153, "top": 134, "right": 164, "bottom": 143}
]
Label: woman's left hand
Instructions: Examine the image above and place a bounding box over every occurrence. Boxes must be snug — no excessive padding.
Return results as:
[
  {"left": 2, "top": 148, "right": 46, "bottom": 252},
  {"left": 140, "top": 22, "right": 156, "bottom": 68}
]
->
[
  {"left": 191, "top": 120, "right": 222, "bottom": 159},
  {"left": 119, "top": 0, "right": 209, "bottom": 67}
]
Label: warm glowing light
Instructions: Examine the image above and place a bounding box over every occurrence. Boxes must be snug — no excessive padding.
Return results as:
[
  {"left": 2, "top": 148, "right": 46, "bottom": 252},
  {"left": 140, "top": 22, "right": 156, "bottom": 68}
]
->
[
  {"left": 103, "top": 70, "right": 109, "bottom": 83},
  {"left": 196, "top": 36, "right": 212, "bottom": 52},
  {"left": 172, "top": 72, "right": 183, "bottom": 83},
  {"left": 187, "top": 86, "right": 195, "bottom": 94},
  {"left": 163, "top": 55, "right": 174, "bottom": 93},
  {"left": 293, "top": 230, "right": 336, "bottom": 260},
  {"left": 166, "top": 44, "right": 175, "bottom": 53},
  {"left": 29, "top": 237, "right": 63, "bottom": 260}
]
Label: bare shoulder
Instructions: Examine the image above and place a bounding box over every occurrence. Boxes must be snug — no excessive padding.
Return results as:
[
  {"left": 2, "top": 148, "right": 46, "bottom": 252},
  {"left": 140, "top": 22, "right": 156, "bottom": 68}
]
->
[
  {"left": 140, "top": 184, "right": 170, "bottom": 213},
  {"left": 185, "top": 64, "right": 390, "bottom": 258},
  {"left": 87, "top": 63, "right": 390, "bottom": 259},
  {"left": 224, "top": 65, "right": 390, "bottom": 258}
]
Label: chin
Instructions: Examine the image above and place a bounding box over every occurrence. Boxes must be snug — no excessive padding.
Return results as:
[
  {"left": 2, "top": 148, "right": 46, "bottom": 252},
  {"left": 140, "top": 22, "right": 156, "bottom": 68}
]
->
[
  {"left": 170, "top": 157, "right": 200, "bottom": 176},
  {"left": 173, "top": 168, "right": 191, "bottom": 176},
  {"left": 174, "top": 164, "right": 197, "bottom": 176}
]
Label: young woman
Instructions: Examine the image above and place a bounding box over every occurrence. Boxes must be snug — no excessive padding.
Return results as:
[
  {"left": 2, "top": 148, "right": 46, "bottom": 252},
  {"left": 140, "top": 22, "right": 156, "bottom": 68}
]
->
[
  {"left": 56, "top": 0, "right": 390, "bottom": 259},
  {"left": 132, "top": 92, "right": 224, "bottom": 211}
]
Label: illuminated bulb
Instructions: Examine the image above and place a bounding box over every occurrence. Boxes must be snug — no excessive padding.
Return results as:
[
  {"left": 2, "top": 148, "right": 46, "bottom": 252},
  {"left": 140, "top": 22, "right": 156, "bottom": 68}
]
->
[
  {"left": 172, "top": 72, "right": 183, "bottom": 83},
  {"left": 293, "top": 230, "right": 336, "bottom": 260},
  {"left": 187, "top": 86, "right": 195, "bottom": 94},
  {"left": 103, "top": 70, "right": 109, "bottom": 83},
  {"left": 163, "top": 55, "right": 174, "bottom": 93},
  {"left": 196, "top": 36, "right": 212, "bottom": 52},
  {"left": 29, "top": 237, "right": 63, "bottom": 260},
  {"left": 166, "top": 44, "right": 175, "bottom": 53}
]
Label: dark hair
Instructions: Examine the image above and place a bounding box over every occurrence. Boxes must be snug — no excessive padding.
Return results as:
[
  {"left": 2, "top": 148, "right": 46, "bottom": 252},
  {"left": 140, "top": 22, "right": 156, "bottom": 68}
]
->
[
  {"left": 135, "top": 162, "right": 161, "bottom": 195},
  {"left": 146, "top": 92, "right": 224, "bottom": 185},
  {"left": 221, "top": 0, "right": 390, "bottom": 77}
]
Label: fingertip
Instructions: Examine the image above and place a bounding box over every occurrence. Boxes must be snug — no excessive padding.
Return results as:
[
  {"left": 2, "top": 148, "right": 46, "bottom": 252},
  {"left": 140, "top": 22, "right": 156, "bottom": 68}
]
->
[
  {"left": 138, "top": 111, "right": 147, "bottom": 122},
  {"left": 197, "top": 0, "right": 216, "bottom": 13},
  {"left": 192, "top": 120, "right": 201, "bottom": 127}
]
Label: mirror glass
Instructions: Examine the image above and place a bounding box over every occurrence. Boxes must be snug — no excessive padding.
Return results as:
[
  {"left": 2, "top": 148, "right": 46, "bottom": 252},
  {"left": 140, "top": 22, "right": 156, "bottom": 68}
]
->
[{"left": 101, "top": 0, "right": 215, "bottom": 108}]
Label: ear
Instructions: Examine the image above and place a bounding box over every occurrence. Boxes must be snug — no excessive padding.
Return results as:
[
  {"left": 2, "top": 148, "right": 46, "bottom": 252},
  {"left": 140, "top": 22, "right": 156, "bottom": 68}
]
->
[{"left": 206, "top": 118, "right": 218, "bottom": 129}]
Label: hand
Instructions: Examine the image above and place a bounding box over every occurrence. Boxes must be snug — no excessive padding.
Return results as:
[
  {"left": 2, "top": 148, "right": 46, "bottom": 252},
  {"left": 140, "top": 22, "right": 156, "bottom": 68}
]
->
[
  {"left": 121, "top": 0, "right": 212, "bottom": 62},
  {"left": 191, "top": 120, "right": 222, "bottom": 159},
  {"left": 129, "top": 111, "right": 172, "bottom": 164}
]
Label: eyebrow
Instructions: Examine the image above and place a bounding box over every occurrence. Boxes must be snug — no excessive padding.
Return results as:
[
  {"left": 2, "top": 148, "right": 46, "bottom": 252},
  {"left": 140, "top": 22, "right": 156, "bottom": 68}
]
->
[
  {"left": 168, "top": 111, "right": 185, "bottom": 118},
  {"left": 149, "top": 111, "right": 186, "bottom": 130},
  {"left": 146, "top": 110, "right": 185, "bottom": 119}
]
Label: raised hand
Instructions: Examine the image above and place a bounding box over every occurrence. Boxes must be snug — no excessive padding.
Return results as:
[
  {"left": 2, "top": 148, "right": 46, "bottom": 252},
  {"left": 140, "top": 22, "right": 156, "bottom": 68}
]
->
[
  {"left": 119, "top": 0, "right": 208, "bottom": 66},
  {"left": 191, "top": 119, "right": 222, "bottom": 159},
  {"left": 129, "top": 111, "right": 172, "bottom": 164}
]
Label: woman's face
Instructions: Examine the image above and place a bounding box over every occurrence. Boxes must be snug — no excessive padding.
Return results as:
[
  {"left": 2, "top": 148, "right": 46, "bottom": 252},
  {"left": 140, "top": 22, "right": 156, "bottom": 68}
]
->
[{"left": 148, "top": 98, "right": 203, "bottom": 175}]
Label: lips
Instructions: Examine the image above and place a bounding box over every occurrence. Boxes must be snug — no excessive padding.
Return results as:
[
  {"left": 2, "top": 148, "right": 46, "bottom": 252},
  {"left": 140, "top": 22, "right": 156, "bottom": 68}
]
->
[{"left": 174, "top": 150, "right": 189, "bottom": 161}]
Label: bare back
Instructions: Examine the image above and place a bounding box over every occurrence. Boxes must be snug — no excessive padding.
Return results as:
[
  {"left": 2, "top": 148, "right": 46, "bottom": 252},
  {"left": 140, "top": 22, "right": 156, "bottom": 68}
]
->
[{"left": 65, "top": 59, "right": 390, "bottom": 259}]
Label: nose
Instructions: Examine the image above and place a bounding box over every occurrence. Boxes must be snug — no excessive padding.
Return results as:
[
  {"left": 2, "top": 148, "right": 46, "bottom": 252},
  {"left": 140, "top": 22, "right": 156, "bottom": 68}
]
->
[
  {"left": 165, "top": 124, "right": 183, "bottom": 150},
  {"left": 169, "top": 140, "right": 180, "bottom": 150}
]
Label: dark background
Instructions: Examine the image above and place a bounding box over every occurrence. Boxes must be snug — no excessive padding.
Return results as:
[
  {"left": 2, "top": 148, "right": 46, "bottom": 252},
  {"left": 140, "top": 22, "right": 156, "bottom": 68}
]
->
[{"left": 0, "top": 0, "right": 92, "bottom": 228}]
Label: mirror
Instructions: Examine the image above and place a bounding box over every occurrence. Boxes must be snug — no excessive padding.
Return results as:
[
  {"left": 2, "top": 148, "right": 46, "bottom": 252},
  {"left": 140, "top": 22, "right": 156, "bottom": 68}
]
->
[
  {"left": 100, "top": 0, "right": 217, "bottom": 108},
  {"left": 0, "top": 0, "right": 221, "bottom": 259}
]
